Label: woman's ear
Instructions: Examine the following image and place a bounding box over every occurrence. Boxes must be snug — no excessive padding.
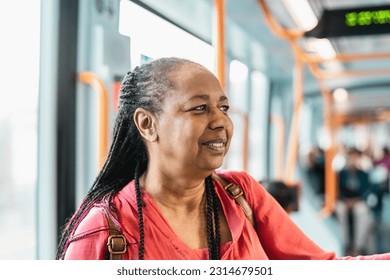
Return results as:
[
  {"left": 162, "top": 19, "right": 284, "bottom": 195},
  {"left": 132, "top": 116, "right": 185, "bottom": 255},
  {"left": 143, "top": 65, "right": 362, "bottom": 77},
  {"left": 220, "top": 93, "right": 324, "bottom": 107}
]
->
[{"left": 133, "top": 108, "right": 158, "bottom": 142}]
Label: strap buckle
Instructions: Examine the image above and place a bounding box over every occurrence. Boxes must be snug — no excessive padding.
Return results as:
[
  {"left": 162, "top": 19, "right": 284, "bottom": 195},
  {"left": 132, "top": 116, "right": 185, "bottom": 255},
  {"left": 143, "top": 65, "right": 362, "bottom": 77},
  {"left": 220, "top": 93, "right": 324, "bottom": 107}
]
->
[
  {"left": 107, "top": 235, "right": 127, "bottom": 255},
  {"left": 224, "top": 183, "right": 243, "bottom": 199}
]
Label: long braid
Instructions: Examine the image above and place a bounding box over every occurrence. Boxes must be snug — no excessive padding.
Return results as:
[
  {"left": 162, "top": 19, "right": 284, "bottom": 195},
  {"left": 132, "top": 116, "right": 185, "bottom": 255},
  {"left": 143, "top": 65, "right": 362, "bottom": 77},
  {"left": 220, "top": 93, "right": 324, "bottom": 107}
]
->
[
  {"left": 212, "top": 196, "right": 221, "bottom": 259},
  {"left": 56, "top": 111, "right": 139, "bottom": 259},
  {"left": 205, "top": 180, "right": 216, "bottom": 259},
  {"left": 207, "top": 176, "right": 221, "bottom": 259},
  {"left": 56, "top": 58, "right": 196, "bottom": 260},
  {"left": 134, "top": 162, "right": 145, "bottom": 260},
  {"left": 206, "top": 176, "right": 221, "bottom": 260}
]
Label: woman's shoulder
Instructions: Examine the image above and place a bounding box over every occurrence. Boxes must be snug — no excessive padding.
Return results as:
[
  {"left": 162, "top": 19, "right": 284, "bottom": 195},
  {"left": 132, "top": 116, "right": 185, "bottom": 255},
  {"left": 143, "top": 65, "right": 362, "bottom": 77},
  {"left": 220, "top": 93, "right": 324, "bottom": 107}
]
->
[
  {"left": 71, "top": 207, "right": 109, "bottom": 238},
  {"left": 215, "top": 169, "right": 250, "bottom": 180},
  {"left": 64, "top": 207, "right": 109, "bottom": 260},
  {"left": 111, "top": 180, "right": 137, "bottom": 207},
  {"left": 214, "top": 169, "right": 268, "bottom": 198},
  {"left": 73, "top": 180, "right": 136, "bottom": 237},
  {"left": 215, "top": 169, "right": 260, "bottom": 188}
]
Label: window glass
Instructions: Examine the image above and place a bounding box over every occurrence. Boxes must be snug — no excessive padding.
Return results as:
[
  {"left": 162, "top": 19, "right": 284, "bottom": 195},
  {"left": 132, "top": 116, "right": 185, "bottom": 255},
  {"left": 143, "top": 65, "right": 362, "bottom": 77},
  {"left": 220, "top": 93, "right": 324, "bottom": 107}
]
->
[
  {"left": 119, "top": 0, "right": 215, "bottom": 71},
  {"left": 0, "top": 0, "right": 40, "bottom": 259},
  {"left": 249, "top": 70, "right": 269, "bottom": 180},
  {"left": 225, "top": 59, "right": 249, "bottom": 171}
]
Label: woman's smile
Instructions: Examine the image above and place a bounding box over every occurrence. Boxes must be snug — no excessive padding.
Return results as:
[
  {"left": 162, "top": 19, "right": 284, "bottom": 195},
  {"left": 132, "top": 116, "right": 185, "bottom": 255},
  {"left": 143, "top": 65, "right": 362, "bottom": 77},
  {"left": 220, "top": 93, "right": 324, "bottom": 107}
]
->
[{"left": 202, "top": 138, "right": 227, "bottom": 152}]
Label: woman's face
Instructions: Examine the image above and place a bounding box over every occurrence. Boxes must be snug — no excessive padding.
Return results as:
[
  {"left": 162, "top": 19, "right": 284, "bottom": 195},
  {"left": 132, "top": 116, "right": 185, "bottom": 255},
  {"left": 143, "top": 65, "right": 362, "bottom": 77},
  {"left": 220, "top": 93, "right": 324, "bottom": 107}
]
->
[{"left": 154, "top": 64, "right": 233, "bottom": 173}]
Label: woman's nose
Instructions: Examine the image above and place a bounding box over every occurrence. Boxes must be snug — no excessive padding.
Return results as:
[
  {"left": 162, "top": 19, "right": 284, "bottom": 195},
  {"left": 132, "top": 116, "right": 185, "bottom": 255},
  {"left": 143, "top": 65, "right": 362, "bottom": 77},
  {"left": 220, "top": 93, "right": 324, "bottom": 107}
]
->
[{"left": 208, "top": 108, "right": 229, "bottom": 130}]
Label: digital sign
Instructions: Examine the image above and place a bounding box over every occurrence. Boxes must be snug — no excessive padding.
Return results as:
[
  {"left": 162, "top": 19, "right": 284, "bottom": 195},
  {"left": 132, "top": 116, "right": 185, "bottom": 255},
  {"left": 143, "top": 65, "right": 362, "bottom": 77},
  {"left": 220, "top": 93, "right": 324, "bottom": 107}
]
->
[{"left": 304, "top": 5, "right": 390, "bottom": 38}]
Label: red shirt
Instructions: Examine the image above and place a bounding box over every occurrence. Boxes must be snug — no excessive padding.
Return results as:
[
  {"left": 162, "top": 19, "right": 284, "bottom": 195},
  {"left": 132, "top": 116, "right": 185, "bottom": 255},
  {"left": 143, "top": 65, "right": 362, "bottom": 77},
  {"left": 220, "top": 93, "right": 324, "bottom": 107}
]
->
[{"left": 64, "top": 170, "right": 390, "bottom": 260}]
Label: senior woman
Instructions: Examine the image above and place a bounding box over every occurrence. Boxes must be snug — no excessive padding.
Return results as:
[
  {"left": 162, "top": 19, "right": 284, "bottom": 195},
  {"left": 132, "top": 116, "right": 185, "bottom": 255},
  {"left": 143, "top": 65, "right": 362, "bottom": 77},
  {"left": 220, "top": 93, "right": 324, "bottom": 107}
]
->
[{"left": 56, "top": 57, "right": 390, "bottom": 260}]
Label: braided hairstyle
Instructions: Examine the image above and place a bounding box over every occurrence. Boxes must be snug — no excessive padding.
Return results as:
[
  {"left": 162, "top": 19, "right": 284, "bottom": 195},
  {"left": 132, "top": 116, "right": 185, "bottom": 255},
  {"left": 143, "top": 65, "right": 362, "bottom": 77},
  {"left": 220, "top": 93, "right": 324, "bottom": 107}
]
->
[{"left": 56, "top": 57, "right": 221, "bottom": 260}]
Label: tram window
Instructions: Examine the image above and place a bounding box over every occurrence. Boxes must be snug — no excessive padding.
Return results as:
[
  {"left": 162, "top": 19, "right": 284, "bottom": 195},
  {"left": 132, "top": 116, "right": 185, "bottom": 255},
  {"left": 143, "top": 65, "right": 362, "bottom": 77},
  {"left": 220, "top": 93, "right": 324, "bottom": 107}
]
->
[
  {"left": 224, "top": 59, "right": 249, "bottom": 171},
  {"left": 119, "top": 0, "right": 214, "bottom": 71},
  {"left": 0, "top": 1, "right": 40, "bottom": 259},
  {"left": 249, "top": 71, "right": 269, "bottom": 180},
  {"left": 228, "top": 59, "right": 249, "bottom": 112}
]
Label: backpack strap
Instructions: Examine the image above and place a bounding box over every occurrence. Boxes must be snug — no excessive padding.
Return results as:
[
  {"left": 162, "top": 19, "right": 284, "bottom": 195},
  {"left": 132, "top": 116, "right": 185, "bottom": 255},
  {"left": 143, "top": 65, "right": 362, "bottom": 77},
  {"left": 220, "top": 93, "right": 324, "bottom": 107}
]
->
[
  {"left": 103, "top": 209, "right": 127, "bottom": 260},
  {"left": 212, "top": 173, "right": 256, "bottom": 229},
  {"left": 103, "top": 174, "right": 255, "bottom": 260}
]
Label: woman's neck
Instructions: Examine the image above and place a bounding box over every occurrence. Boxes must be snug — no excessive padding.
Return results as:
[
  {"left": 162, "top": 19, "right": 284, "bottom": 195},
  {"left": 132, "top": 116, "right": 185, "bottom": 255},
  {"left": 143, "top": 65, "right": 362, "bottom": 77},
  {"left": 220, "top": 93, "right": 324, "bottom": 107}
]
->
[{"left": 140, "top": 167, "right": 207, "bottom": 211}]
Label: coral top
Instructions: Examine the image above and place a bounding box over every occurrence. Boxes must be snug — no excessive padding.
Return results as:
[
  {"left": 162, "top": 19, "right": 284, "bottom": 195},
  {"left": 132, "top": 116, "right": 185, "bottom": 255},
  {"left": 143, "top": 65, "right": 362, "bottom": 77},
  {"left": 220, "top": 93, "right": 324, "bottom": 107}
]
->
[{"left": 64, "top": 170, "right": 390, "bottom": 260}]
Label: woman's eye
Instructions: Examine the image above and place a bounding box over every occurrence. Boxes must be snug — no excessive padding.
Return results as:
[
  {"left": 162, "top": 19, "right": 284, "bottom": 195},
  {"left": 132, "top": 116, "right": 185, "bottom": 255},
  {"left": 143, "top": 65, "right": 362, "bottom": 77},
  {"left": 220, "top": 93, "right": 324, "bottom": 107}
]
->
[
  {"left": 190, "top": 104, "right": 229, "bottom": 112},
  {"left": 193, "top": 105, "right": 207, "bottom": 111},
  {"left": 219, "top": 105, "right": 230, "bottom": 112}
]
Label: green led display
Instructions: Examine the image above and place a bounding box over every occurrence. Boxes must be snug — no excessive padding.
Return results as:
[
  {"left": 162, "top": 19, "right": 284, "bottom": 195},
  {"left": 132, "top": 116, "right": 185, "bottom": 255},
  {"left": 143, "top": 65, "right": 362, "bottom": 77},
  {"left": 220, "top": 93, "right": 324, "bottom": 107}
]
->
[
  {"left": 305, "top": 4, "right": 390, "bottom": 38},
  {"left": 345, "top": 10, "right": 390, "bottom": 27}
]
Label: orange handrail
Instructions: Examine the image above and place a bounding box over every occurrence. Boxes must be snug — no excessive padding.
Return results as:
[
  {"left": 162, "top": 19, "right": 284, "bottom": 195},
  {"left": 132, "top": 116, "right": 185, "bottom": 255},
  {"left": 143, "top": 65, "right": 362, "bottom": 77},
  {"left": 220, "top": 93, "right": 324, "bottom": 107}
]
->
[
  {"left": 257, "top": 0, "right": 337, "bottom": 214},
  {"left": 214, "top": 0, "right": 249, "bottom": 171},
  {"left": 284, "top": 59, "right": 304, "bottom": 185},
  {"left": 257, "top": 0, "right": 304, "bottom": 40},
  {"left": 215, "top": 0, "right": 226, "bottom": 89},
  {"left": 258, "top": 0, "right": 390, "bottom": 215},
  {"left": 317, "top": 80, "right": 337, "bottom": 216},
  {"left": 79, "top": 72, "right": 109, "bottom": 170},
  {"left": 334, "top": 109, "right": 390, "bottom": 125},
  {"left": 308, "top": 63, "right": 390, "bottom": 80},
  {"left": 303, "top": 51, "right": 390, "bottom": 64},
  {"left": 258, "top": 0, "right": 305, "bottom": 187}
]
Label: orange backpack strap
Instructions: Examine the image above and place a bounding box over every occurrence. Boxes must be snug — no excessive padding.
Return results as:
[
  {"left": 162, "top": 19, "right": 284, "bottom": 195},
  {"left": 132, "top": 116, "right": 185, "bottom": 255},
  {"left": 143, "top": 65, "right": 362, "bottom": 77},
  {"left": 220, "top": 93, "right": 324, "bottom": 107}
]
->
[
  {"left": 103, "top": 209, "right": 127, "bottom": 260},
  {"left": 212, "top": 173, "right": 256, "bottom": 229}
]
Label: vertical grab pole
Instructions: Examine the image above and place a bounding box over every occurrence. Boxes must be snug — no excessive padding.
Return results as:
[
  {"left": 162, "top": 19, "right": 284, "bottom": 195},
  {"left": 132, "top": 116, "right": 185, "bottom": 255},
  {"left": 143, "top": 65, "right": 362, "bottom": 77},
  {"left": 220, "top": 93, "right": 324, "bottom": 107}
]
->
[
  {"left": 257, "top": 0, "right": 304, "bottom": 185},
  {"left": 215, "top": 0, "right": 226, "bottom": 89},
  {"left": 284, "top": 58, "right": 304, "bottom": 184},
  {"left": 79, "top": 72, "right": 109, "bottom": 170},
  {"left": 214, "top": 0, "right": 248, "bottom": 171},
  {"left": 318, "top": 80, "right": 338, "bottom": 216}
]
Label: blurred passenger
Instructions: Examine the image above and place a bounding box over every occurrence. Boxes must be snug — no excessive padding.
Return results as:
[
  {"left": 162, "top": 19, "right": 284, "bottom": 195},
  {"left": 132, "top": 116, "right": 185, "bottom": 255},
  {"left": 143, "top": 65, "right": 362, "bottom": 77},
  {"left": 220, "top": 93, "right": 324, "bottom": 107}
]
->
[
  {"left": 368, "top": 151, "right": 389, "bottom": 219},
  {"left": 306, "top": 146, "right": 325, "bottom": 197},
  {"left": 367, "top": 165, "right": 387, "bottom": 217},
  {"left": 374, "top": 147, "right": 390, "bottom": 172},
  {"left": 356, "top": 148, "right": 373, "bottom": 172},
  {"left": 335, "top": 148, "right": 374, "bottom": 256},
  {"left": 370, "top": 146, "right": 390, "bottom": 253},
  {"left": 260, "top": 180, "right": 299, "bottom": 214},
  {"left": 332, "top": 145, "right": 347, "bottom": 173}
]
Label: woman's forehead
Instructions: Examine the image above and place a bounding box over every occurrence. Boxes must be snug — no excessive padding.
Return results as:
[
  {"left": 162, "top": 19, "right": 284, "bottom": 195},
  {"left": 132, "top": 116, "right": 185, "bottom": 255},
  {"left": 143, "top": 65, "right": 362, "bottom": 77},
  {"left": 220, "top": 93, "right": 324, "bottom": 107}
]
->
[
  {"left": 160, "top": 66, "right": 225, "bottom": 106},
  {"left": 170, "top": 64, "right": 219, "bottom": 89}
]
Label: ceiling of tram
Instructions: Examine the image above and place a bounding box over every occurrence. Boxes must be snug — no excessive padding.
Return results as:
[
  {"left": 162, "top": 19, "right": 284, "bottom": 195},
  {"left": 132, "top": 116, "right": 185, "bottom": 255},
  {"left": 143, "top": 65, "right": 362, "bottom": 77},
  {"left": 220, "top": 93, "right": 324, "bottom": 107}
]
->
[{"left": 134, "top": 0, "right": 390, "bottom": 118}]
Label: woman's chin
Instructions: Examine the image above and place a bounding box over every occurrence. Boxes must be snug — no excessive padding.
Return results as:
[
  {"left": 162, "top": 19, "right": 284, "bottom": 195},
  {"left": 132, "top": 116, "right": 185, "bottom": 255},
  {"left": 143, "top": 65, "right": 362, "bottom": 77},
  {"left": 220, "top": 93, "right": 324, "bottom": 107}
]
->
[{"left": 203, "top": 160, "right": 224, "bottom": 172}]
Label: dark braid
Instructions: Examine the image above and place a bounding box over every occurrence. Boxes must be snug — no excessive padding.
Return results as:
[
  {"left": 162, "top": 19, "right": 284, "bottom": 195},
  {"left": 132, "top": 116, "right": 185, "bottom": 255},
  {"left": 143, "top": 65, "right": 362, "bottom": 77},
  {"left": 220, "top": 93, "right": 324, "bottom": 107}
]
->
[
  {"left": 134, "top": 162, "right": 145, "bottom": 260},
  {"left": 205, "top": 179, "right": 216, "bottom": 259},
  {"left": 209, "top": 177, "right": 221, "bottom": 258},
  {"left": 205, "top": 176, "right": 221, "bottom": 260},
  {"left": 56, "top": 57, "right": 198, "bottom": 260}
]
